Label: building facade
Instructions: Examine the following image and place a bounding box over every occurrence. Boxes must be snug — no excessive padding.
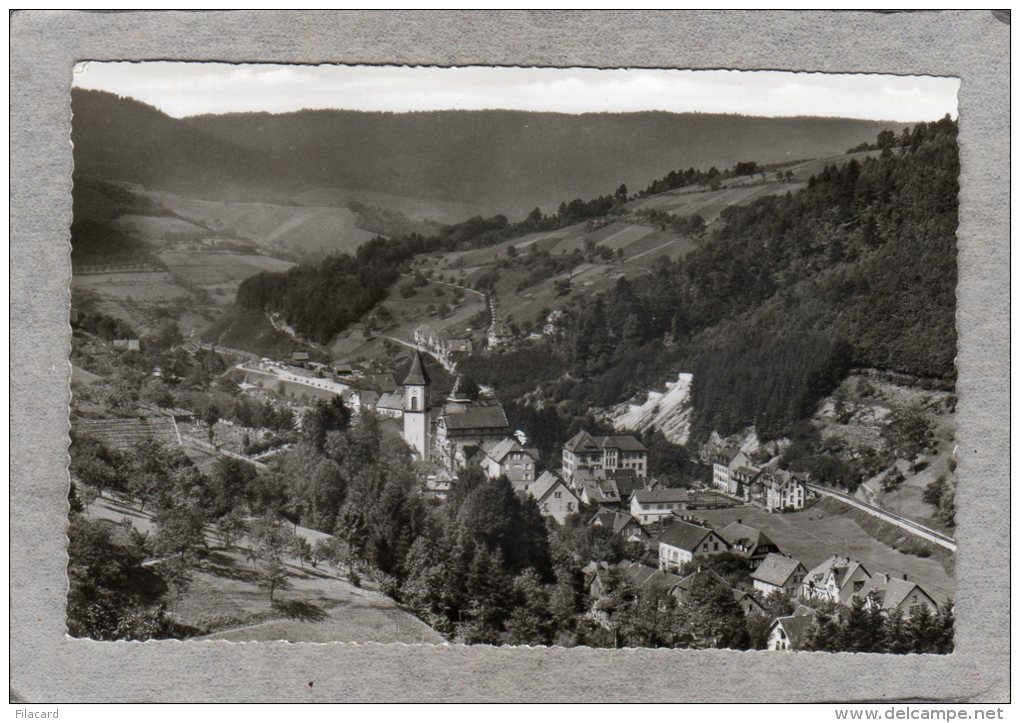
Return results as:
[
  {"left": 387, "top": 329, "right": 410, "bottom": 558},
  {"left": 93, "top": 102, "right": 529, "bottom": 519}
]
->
[{"left": 562, "top": 431, "right": 648, "bottom": 484}]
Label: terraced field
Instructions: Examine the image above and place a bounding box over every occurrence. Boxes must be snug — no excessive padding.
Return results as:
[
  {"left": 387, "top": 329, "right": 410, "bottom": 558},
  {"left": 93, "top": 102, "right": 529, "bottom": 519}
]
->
[
  {"left": 73, "top": 416, "right": 180, "bottom": 449},
  {"left": 131, "top": 186, "right": 379, "bottom": 257}
]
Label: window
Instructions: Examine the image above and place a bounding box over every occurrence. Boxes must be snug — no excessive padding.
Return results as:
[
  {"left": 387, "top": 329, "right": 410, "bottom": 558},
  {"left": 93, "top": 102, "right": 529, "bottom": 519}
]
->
[
  {"left": 853, "top": 581, "right": 865, "bottom": 592},
  {"left": 702, "top": 543, "right": 708, "bottom": 551},
  {"left": 410, "top": 396, "right": 418, "bottom": 411},
  {"left": 554, "top": 491, "right": 562, "bottom": 499},
  {"left": 713, "top": 542, "right": 719, "bottom": 551}
]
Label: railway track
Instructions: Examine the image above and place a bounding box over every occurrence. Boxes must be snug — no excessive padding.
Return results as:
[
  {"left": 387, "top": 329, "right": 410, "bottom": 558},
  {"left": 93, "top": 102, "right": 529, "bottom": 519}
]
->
[{"left": 804, "top": 482, "right": 956, "bottom": 552}]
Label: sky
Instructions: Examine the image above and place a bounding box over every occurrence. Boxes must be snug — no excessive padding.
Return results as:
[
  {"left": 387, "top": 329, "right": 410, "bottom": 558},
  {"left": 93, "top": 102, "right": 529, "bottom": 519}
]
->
[{"left": 72, "top": 62, "right": 959, "bottom": 122}]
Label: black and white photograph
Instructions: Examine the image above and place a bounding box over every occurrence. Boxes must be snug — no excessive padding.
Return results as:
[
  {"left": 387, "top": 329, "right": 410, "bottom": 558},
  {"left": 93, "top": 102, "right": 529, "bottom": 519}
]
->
[{"left": 63, "top": 61, "right": 962, "bottom": 653}]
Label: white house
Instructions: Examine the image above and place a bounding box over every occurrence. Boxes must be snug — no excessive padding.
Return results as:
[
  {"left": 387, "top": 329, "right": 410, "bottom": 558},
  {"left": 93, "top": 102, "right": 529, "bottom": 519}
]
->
[
  {"left": 712, "top": 447, "right": 752, "bottom": 494},
  {"left": 751, "top": 553, "right": 808, "bottom": 598},
  {"left": 630, "top": 488, "right": 689, "bottom": 524},
  {"left": 525, "top": 471, "right": 579, "bottom": 525},
  {"left": 856, "top": 573, "right": 939, "bottom": 617},
  {"left": 657, "top": 520, "right": 729, "bottom": 573},
  {"left": 479, "top": 437, "right": 539, "bottom": 484},
  {"left": 745, "top": 469, "right": 808, "bottom": 511},
  {"left": 767, "top": 606, "right": 817, "bottom": 651},
  {"left": 800, "top": 555, "right": 872, "bottom": 605}
]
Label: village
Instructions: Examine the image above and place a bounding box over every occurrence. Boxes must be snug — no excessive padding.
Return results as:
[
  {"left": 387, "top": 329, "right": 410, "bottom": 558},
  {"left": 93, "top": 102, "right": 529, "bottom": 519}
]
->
[{"left": 70, "top": 297, "right": 954, "bottom": 653}]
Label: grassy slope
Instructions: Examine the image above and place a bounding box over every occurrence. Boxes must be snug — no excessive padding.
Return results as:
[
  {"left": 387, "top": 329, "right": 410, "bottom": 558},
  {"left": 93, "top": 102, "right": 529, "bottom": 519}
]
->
[{"left": 86, "top": 492, "right": 444, "bottom": 644}]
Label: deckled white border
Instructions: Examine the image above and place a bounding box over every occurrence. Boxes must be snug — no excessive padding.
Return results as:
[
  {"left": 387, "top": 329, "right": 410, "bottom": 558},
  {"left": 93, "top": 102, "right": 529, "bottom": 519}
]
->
[{"left": 10, "top": 9, "right": 1009, "bottom": 702}]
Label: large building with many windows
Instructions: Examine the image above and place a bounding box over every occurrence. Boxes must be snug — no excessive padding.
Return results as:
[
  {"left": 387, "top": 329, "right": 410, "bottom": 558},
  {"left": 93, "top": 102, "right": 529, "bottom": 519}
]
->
[{"left": 561, "top": 430, "right": 647, "bottom": 484}]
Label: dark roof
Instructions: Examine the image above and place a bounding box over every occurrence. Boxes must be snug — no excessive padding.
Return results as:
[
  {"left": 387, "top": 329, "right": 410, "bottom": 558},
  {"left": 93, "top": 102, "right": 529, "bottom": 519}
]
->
[
  {"left": 402, "top": 351, "right": 430, "bottom": 387},
  {"left": 752, "top": 553, "right": 805, "bottom": 587},
  {"left": 442, "top": 403, "right": 509, "bottom": 431},
  {"left": 591, "top": 509, "right": 644, "bottom": 537},
  {"left": 619, "top": 562, "right": 684, "bottom": 592},
  {"left": 715, "top": 446, "right": 741, "bottom": 464},
  {"left": 564, "top": 430, "right": 647, "bottom": 454},
  {"left": 564, "top": 430, "right": 600, "bottom": 453},
  {"left": 719, "top": 522, "right": 777, "bottom": 553},
  {"left": 600, "top": 435, "right": 647, "bottom": 452},
  {"left": 657, "top": 519, "right": 718, "bottom": 552},
  {"left": 673, "top": 568, "right": 729, "bottom": 595}
]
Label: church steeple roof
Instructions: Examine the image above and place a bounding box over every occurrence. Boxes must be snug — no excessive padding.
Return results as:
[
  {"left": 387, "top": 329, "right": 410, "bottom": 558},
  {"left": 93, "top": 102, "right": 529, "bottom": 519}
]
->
[{"left": 403, "top": 350, "right": 430, "bottom": 387}]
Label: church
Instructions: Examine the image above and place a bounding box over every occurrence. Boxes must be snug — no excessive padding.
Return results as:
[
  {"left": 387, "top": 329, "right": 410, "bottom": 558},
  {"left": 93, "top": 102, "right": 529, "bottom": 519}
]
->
[{"left": 399, "top": 349, "right": 511, "bottom": 469}]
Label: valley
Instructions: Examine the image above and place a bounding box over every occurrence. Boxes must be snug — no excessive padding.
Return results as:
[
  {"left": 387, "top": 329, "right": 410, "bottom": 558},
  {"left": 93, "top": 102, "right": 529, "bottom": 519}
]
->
[{"left": 65, "top": 86, "right": 958, "bottom": 652}]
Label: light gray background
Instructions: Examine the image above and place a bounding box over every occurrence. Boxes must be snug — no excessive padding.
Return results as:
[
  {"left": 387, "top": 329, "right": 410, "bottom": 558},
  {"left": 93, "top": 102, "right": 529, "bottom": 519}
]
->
[{"left": 10, "top": 10, "right": 1010, "bottom": 703}]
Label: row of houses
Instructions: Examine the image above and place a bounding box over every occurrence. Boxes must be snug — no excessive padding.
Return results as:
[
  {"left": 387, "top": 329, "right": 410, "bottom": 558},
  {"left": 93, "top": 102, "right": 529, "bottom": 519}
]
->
[
  {"left": 413, "top": 325, "right": 474, "bottom": 367},
  {"left": 712, "top": 447, "right": 807, "bottom": 512},
  {"left": 582, "top": 508, "right": 940, "bottom": 651}
]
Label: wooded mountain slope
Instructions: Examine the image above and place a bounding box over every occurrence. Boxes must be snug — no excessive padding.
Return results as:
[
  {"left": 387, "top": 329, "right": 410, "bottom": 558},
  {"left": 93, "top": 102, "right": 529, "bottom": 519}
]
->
[
  {"left": 460, "top": 118, "right": 959, "bottom": 442},
  {"left": 73, "top": 88, "right": 903, "bottom": 216}
]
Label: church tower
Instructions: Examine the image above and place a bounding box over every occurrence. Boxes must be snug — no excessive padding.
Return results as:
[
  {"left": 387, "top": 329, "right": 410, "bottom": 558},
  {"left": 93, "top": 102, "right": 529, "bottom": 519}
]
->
[{"left": 402, "top": 350, "right": 430, "bottom": 459}]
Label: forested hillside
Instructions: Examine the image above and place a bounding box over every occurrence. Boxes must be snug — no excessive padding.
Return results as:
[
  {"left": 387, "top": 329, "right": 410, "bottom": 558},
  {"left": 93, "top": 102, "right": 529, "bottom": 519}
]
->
[
  {"left": 187, "top": 109, "right": 904, "bottom": 217},
  {"left": 73, "top": 89, "right": 900, "bottom": 215},
  {"left": 461, "top": 118, "right": 959, "bottom": 442}
]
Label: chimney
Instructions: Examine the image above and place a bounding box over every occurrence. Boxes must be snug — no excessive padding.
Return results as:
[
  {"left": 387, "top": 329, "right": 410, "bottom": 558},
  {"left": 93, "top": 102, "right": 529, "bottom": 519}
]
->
[
  {"left": 737, "top": 518, "right": 742, "bottom": 525},
  {"left": 902, "top": 573, "right": 908, "bottom": 581}
]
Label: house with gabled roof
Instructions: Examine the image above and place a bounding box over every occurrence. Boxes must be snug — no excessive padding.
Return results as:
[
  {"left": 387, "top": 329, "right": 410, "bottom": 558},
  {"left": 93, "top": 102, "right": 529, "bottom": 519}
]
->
[
  {"left": 657, "top": 519, "right": 729, "bottom": 573},
  {"left": 767, "top": 605, "right": 817, "bottom": 651},
  {"left": 752, "top": 553, "right": 808, "bottom": 598},
  {"left": 579, "top": 476, "right": 622, "bottom": 508},
  {"left": 801, "top": 555, "right": 872, "bottom": 605},
  {"left": 718, "top": 520, "right": 782, "bottom": 569},
  {"left": 712, "top": 447, "right": 752, "bottom": 494},
  {"left": 746, "top": 469, "right": 807, "bottom": 511},
  {"left": 630, "top": 487, "right": 689, "bottom": 524},
  {"left": 524, "top": 471, "right": 578, "bottom": 524},
  {"left": 607, "top": 468, "right": 645, "bottom": 501},
  {"left": 479, "top": 437, "right": 539, "bottom": 484},
  {"left": 856, "top": 573, "right": 938, "bottom": 618},
  {"left": 590, "top": 508, "right": 649, "bottom": 544}
]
